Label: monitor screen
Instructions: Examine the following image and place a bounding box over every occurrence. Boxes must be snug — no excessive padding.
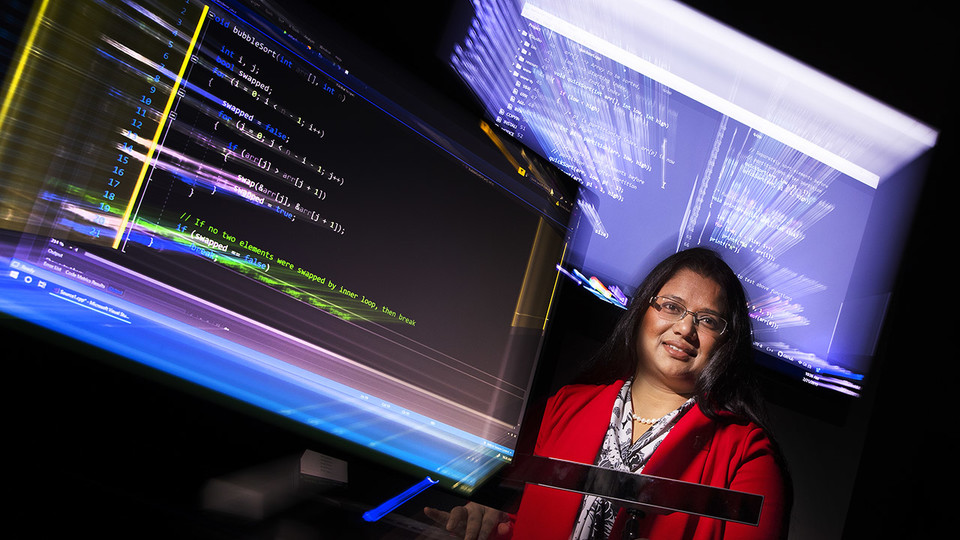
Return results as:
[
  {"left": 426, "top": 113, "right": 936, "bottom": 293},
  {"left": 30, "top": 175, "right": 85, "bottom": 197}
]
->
[
  {"left": 447, "top": 0, "right": 939, "bottom": 396},
  {"left": 0, "top": 0, "right": 577, "bottom": 493}
]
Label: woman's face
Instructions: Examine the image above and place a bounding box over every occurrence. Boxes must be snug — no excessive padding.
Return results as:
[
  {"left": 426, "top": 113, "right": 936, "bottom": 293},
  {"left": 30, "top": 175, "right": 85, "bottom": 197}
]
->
[{"left": 634, "top": 268, "right": 726, "bottom": 396}]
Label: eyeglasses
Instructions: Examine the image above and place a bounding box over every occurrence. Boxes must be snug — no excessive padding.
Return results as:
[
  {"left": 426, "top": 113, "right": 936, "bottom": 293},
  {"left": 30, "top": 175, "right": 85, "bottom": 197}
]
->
[{"left": 649, "top": 296, "right": 728, "bottom": 336}]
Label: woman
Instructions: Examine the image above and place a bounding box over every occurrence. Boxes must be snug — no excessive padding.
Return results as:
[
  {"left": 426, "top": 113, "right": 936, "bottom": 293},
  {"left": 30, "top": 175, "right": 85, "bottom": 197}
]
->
[{"left": 426, "top": 248, "right": 791, "bottom": 539}]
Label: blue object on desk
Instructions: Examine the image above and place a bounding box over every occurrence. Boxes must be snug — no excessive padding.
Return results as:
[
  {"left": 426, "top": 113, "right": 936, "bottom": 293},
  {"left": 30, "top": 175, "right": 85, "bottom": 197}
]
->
[{"left": 362, "top": 476, "right": 439, "bottom": 522}]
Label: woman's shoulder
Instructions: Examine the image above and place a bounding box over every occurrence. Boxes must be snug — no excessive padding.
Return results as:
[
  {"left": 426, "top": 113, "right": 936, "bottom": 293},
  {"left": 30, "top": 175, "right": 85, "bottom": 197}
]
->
[
  {"left": 534, "top": 381, "right": 625, "bottom": 461},
  {"left": 685, "top": 407, "right": 779, "bottom": 462},
  {"left": 548, "top": 380, "right": 624, "bottom": 407},
  {"left": 681, "top": 406, "right": 770, "bottom": 439},
  {"left": 538, "top": 381, "right": 624, "bottom": 436}
]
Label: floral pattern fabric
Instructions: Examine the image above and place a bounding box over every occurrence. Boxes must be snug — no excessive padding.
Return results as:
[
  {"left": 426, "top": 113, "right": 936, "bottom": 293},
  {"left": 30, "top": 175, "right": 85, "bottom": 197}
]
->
[{"left": 571, "top": 380, "right": 695, "bottom": 539}]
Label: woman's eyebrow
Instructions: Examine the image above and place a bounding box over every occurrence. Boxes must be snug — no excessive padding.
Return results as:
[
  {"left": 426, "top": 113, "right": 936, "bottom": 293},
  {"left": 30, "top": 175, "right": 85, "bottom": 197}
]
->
[{"left": 659, "top": 294, "right": 723, "bottom": 314}]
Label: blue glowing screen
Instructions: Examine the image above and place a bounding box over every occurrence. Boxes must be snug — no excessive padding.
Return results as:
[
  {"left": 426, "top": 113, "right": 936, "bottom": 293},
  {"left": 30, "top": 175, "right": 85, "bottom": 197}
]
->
[
  {"left": 0, "top": 0, "right": 575, "bottom": 492},
  {"left": 448, "top": 0, "right": 938, "bottom": 394}
]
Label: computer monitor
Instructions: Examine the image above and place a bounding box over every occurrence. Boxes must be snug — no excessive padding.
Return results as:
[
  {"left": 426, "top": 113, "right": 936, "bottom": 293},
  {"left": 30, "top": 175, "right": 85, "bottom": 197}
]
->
[
  {"left": 446, "top": 0, "right": 940, "bottom": 396},
  {"left": 0, "top": 0, "right": 577, "bottom": 494}
]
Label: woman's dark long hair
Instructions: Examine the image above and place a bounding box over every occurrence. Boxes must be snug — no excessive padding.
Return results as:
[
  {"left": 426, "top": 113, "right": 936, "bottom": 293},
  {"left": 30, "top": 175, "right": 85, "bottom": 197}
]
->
[{"left": 578, "top": 248, "right": 767, "bottom": 428}]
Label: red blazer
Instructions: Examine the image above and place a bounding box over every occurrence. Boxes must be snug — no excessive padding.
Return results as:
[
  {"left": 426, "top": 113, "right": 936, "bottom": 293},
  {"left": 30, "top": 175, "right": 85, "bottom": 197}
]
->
[{"left": 509, "top": 382, "right": 788, "bottom": 540}]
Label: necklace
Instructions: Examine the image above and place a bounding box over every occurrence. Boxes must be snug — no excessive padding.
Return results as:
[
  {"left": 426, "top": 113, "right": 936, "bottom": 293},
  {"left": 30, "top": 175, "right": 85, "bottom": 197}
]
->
[{"left": 630, "top": 413, "right": 664, "bottom": 425}]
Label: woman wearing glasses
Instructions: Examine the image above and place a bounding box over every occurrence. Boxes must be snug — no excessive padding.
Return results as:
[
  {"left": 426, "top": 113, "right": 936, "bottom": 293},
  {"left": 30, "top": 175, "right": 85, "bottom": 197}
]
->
[{"left": 427, "top": 248, "right": 790, "bottom": 540}]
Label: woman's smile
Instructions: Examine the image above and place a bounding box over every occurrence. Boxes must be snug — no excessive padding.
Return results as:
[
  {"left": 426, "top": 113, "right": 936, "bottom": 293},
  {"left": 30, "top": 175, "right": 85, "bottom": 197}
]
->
[{"left": 662, "top": 339, "right": 696, "bottom": 360}]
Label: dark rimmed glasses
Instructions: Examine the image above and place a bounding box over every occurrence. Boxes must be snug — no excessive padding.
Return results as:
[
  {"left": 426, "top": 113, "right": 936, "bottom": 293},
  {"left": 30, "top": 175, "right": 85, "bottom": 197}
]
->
[{"left": 649, "top": 296, "right": 728, "bottom": 336}]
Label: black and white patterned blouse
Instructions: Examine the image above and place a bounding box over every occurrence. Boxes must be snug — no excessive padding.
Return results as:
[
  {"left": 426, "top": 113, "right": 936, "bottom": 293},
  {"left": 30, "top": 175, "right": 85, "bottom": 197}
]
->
[{"left": 571, "top": 379, "right": 695, "bottom": 540}]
